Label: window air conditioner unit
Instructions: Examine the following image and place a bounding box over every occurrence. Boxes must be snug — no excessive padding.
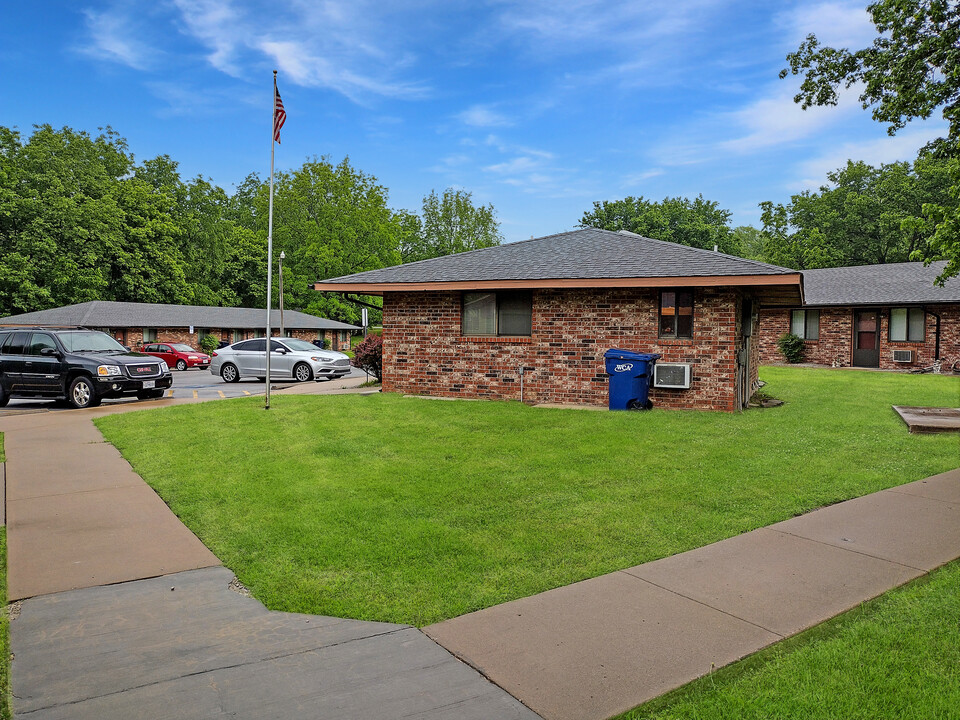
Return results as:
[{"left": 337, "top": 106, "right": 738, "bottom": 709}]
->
[
  {"left": 653, "top": 363, "right": 692, "bottom": 389},
  {"left": 892, "top": 349, "right": 913, "bottom": 363}
]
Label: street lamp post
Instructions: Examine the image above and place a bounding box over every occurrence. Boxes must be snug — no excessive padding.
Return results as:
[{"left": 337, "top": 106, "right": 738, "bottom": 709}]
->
[{"left": 278, "top": 251, "right": 285, "bottom": 338}]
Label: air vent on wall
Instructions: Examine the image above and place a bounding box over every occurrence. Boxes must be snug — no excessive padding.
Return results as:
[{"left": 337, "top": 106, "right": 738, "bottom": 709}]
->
[
  {"left": 653, "top": 363, "right": 692, "bottom": 389},
  {"left": 892, "top": 349, "right": 913, "bottom": 363}
]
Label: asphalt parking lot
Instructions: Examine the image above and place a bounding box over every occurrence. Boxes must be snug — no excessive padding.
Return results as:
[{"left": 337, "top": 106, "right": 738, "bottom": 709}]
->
[{"left": 0, "top": 366, "right": 368, "bottom": 416}]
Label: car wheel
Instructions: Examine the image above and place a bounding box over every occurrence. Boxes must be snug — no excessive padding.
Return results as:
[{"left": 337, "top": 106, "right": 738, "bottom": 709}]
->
[
  {"left": 68, "top": 376, "right": 101, "bottom": 409},
  {"left": 293, "top": 363, "right": 313, "bottom": 382},
  {"left": 0, "top": 380, "right": 8, "bottom": 408},
  {"left": 175, "top": 359, "right": 187, "bottom": 371},
  {"left": 221, "top": 363, "right": 240, "bottom": 383}
]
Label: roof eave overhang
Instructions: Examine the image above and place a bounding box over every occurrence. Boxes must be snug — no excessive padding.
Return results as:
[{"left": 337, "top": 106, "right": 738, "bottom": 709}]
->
[{"left": 314, "top": 273, "right": 804, "bottom": 297}]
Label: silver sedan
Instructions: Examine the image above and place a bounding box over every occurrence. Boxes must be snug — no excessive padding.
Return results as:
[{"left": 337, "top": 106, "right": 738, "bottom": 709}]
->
[{"left": 210, "top": 337, "right": 352, "bottom": 383}]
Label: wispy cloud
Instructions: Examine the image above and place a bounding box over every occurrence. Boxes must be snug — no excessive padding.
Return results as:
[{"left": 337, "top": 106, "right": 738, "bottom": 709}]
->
[
  {"left": 792, "top": 123, "right": 949, "bottom": 189},
  {"left": 79, "top": 6, "right": 157, "bottom": 70},
  {"left": 80, "top": 0, "right": 433, "bottom": 103},
  {"left": 774, "top": 1, "right": 875, "bottom": 50},
  {"left": 716, "top": 84, "right": 863, "bottom": 155},
  {"left": 457, "top": 104, "right": 513, "bottom": 128}
]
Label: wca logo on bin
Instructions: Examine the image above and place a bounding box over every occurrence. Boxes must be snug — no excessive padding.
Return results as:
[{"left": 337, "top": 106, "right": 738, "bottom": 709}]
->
[{"left": 614, "top": 363, "right": 634, "bottom": 373}]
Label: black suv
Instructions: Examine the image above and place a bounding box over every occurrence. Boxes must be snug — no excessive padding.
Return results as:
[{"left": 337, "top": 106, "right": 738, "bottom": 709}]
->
[{"left": 0, "top": 327, "right": 173, "bottom": 409}]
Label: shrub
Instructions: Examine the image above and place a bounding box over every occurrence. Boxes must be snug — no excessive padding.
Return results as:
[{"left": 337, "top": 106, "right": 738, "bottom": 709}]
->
[
  {"left": 315, "top": 338, "right": 330, "bottom": 350},
  {"left": 199, "top": 334, "right": 219, "bottom": 354},
  {"left": 777, "top": 332, "right": 806, "bottom": 363},
  {"left": 351, "top": 334, "right": 383, "bottom": 382}
]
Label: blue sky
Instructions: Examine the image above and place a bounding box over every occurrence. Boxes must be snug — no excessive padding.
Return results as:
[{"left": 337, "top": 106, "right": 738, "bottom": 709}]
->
[{"left": 3, "top": 1, "right": 947, "bottom": 243}]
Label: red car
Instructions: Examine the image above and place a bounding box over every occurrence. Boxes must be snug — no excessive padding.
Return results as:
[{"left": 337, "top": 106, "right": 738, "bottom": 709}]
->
[{"left": 142, "top": 343, "right": 211, "bottom": 371}]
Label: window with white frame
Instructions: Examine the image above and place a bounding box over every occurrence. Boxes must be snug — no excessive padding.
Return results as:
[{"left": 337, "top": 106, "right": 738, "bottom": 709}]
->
[
  {"left": 790, "top": 309, "right": 819, "bottom": 340},
  {"left": 889, "top": 308, "right": 924, "bottom": 342},
  {"left": 142, "top": 328, "right": 158, "bottom": 343}
]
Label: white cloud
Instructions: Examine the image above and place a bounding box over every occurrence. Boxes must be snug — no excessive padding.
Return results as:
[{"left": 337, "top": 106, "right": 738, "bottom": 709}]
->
[
  {"left": 79, "top": 7, "right": 157, "bottom": 70},
  {"left": 792, "top": 123, "right": 948, "bottom": 189},
  {"left": 81, "top": 0, "right": 433, "bottom": 103},
  {"left": 483, "top": 156, "right": 539, "bottom": 174},
  {"left": 717, "top": 84, "right": 863, "bottom": 155},
  {"left": 775, "top": 1, "right": 875, "bottom": 50},
  {"left": 622, "top": 168, "right": 665, "bottom": 186},
  {"left": 496, "top": 0, "right": 726, "bottom": 49},
  {"left": 457, "top": 105, "right": 514, "bottom": 127}
]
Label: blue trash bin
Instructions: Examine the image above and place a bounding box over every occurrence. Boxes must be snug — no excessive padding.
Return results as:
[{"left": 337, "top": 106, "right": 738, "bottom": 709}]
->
[{"left": 603, "top": 349, "right": 661, "bottom": 411}]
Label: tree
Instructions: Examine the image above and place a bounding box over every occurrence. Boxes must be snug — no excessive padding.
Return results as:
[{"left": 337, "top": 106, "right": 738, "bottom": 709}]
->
[
  {"left": 733, "top": 225, "right": 765, "bottom": 261},
  {"left": 409, "top": 188, "right": 502, "bottom": 263},
  {"left": 0, "top": 125, "right": 190, "bottom": 315},
  {"left": 759, "top": 158, "right": 953, "bottom": 269},
  {"left": 579, "top": 195, "right": 740, "bottom": 255},
  {"left": 781, "top": 0, "right": 960, "bottom": 281},
  {"left": 264, "top": 156, "right": 403, "bottom": 325}
]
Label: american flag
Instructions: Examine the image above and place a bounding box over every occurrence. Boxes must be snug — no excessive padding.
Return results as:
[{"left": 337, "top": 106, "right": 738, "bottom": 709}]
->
[{"left": 273, "top": 85, "right": 286, "bottom": 143}]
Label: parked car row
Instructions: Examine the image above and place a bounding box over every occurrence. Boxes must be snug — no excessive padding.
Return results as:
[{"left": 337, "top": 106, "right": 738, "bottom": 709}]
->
[{"left": 0, "top": 329, "right": 353, "bottom": 410}]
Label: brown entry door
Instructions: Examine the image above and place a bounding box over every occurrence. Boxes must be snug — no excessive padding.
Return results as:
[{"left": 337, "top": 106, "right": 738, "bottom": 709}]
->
[{"left": 853, "top": 310, "right": 880, "bottom": 367}]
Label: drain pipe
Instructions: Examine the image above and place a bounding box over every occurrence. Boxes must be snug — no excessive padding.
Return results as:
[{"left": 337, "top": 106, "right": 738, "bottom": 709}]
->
[
  {"left": 927, "top": 308, "right": 941, "bottom": 360},
  {"left": 518, "top": 366, "right": 525, "bottom": 403}
]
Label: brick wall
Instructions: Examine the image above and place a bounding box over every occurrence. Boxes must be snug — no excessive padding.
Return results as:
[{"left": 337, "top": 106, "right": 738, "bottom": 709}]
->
[
  {"left": 758, "top": 305, "right": 960, "bottom": 369},
  {"left": 382, "top": 287, "right": 752, "bottom": 412},
  {"left": 109, "top": 327, "right": 350, "bottom": 350}
]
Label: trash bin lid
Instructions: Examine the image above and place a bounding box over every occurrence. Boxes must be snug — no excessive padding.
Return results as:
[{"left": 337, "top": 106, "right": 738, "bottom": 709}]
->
[{"left": 603, "top": 348, "right": 662, "bottom": 362}]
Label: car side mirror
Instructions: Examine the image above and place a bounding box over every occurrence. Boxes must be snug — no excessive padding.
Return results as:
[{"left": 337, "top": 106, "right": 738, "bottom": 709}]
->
[{"left": 40, "top": 347, "right": 58, "bottom": 356}]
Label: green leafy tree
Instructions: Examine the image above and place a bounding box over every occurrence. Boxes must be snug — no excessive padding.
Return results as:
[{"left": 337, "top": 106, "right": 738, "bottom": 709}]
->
[
  {"left": 759, "top": 158, "right": 953, "bottom": 269},
  {"left": 264, "top": 156, "right": 402, "bottom": 324},
  {"left": 781, "top": 0, "right": 960, "bottom": 281},
  {"left": 0, "top": 125, "right": 189, "bottom": 315},
  {"left": 580, "top": 195, "right": 740, "bottom": 255},
  {"left": 733, "top": 225, "right": 765, "bottom": 261},
  {"left": 409, "top": 188, "right": 502, "bottom": 263}
]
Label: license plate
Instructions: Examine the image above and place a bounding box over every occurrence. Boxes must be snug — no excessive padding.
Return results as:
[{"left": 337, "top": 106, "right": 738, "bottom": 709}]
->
[{"left": 142, "top": 381, "right": 155, "bottom": 389}]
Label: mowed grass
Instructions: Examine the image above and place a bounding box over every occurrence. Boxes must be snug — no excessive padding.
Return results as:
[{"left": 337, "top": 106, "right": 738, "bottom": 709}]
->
[
  {"left": 622, "top": 558, "right": 960, "bottom": 720},
  {"left": 95, "top": 367, "right": 960, "bottom": 626}
]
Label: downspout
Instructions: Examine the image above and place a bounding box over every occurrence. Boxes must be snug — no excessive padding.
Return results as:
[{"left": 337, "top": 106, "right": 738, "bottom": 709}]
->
[{"left": 927, "top": 308, "right": 941, "bottom": 360}]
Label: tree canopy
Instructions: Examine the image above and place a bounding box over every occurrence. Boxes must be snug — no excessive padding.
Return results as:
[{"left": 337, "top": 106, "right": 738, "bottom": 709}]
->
[
  {"left": 781, "top": 0, "right": 960, "bottom": 281},
  {"left": 579, "top": 195, "right": 740, "bottom": 255},
  {"left": 759, "top": 157, "right": 953, "bottom": 270},
  {"left": 0, "top": 125, "right": 502, "bottom": 321}
]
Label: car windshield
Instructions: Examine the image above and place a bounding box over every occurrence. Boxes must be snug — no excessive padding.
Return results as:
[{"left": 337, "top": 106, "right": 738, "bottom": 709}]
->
[
  {"left": 281, "top": 338, "right": 321, "bottom": 352},
  {"left": 58, "top": 331, "right": 128, "bottom": 353},
  {"left": 171, "top": 344, "right": 195, "bottom": 352}
]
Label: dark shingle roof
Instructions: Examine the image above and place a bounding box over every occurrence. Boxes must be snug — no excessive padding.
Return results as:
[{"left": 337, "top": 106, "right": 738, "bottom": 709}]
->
[
  {"left": 318, "top": 228, "right": 797, "bottom": 284},
  {"left": 0, "top": 301, "right": 360, "bottom": 330},
  {"left": 802, "top": 262, "right": 960, "bottom": 306}
]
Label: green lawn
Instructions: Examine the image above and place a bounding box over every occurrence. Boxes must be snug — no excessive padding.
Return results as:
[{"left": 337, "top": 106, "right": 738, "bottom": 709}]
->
[
  {"left": 95, "top": 367, "right": 959, "bottom": 626},
  {"left": 622, "top": 558, "right": 960, "bottom": 719}
]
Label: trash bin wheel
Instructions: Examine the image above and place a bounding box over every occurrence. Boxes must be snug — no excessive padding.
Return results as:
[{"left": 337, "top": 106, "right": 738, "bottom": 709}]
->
[{"left": 627, "top": 399, "right": 654, "bottom": 411}]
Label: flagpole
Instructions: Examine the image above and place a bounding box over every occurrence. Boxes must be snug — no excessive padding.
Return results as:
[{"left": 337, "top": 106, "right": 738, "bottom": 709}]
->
[{"left": 265, "top": 70, "right": 277, "bottom": 410}]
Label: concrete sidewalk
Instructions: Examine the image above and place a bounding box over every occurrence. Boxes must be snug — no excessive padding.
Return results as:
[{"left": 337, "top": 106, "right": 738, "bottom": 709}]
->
[
  {"left": 2, "top": 394, "right": 534, "bottom": 720},
  {"left": 425, "top": 468, "right": 960, "bottom": 720}
]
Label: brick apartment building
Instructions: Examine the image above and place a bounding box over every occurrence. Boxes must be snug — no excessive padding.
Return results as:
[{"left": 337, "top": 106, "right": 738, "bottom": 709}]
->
[
  {"left": 0, "top": 301, "right": 359, "bottom": 351},
  {"left": 757, "top": 262, "right": 960, "bottom": 371},
  {"left": 314, "top": 228, "right": 803, "bottom": 411}
]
